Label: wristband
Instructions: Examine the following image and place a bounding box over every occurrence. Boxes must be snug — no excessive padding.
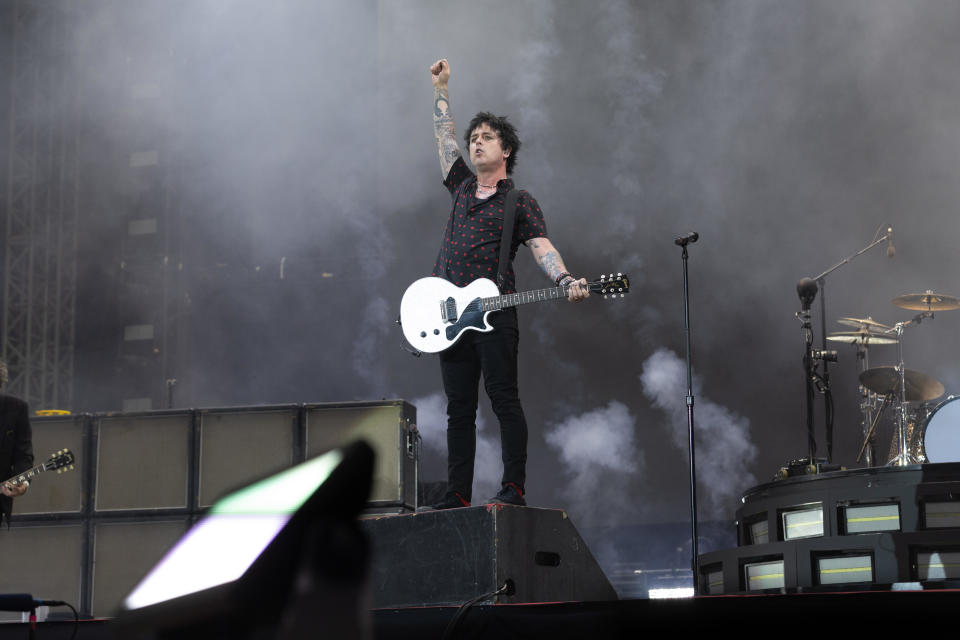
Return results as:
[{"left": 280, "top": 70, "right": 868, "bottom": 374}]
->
[{"left": 555, "top": 272, "right": 572, "bottom": 286}]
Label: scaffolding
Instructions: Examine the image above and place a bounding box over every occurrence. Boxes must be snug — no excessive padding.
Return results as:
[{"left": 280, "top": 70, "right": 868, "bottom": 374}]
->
[{"left": 2, "top": 0, "right": 79, "bottom": 410}]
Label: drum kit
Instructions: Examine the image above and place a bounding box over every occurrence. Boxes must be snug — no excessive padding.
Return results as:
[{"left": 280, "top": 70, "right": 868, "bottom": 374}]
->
[{"left": 829, "top": 290, "right": 960, "bottom": 467}]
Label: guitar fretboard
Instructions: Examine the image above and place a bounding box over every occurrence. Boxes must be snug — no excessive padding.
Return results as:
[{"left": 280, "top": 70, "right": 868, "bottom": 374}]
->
[
  {"left": 481, "top": 285, "right": 574, "bottom": 311},
  {"left": 6, "top": 465, "right": 46, "bottom": 487}
]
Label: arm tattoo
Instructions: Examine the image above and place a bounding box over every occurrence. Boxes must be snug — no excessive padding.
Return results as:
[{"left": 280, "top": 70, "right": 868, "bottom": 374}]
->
[
  {"left": 536, "top": 250, "right": 567, "bottom": 282},
  {"left": 433, "top": 85, "right": 461, "bottom": 177}
]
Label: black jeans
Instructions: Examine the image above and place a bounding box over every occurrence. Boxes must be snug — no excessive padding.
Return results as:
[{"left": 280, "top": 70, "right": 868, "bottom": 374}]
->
[{"left": 439, "top": 307, "right": 527, "bottom": 501}]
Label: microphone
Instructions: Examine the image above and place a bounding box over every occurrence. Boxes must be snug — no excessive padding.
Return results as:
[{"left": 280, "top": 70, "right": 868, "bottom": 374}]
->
[
  {"left": 0, "top": 594, "right": 67, "bottom": 611},
  {"left": 886, "top": 227, "right": 895, "bottom": 258},
  {"left": 812, "top": 349, "right": 839, "bottom": 363},
  {"left": 674, "top": 231, "right": 699, "bottom": 246},
  {"left": 797, "top": 277, "right": 819, "bottom": 312},
  {"left": 0, "top": 595, "right": 35, "bottom": 612}
]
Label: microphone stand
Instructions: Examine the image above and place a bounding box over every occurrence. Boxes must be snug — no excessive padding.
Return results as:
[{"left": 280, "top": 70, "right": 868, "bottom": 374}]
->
[
  {"left": 675, "top": 231, "right": 700, "bottom": 595},
  {"left": 797, "top": 278, "right": 819, "bottom": 463},
  {"left": 796, "top": 228, "right": 892, "bottom": 467}
]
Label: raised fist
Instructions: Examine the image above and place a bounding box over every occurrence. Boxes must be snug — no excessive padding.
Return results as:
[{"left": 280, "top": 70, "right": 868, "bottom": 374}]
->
[{"left": 431, "top": 58, "right": 450, "bottom": 87}]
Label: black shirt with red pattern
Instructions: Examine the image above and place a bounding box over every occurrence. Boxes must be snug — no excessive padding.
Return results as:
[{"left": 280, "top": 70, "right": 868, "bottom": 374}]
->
[{"left": 431, "top": 157, "right": 548, "bottom": 295}]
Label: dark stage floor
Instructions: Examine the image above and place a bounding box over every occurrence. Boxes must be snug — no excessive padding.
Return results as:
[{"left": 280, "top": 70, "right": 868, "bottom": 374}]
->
[{"left": 3, "top": 589, "right": 958, "bottom": 639}]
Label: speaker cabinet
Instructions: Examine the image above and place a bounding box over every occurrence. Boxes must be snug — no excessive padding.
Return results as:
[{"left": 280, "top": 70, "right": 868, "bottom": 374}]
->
[
  {"left": 305, "top": 401, "right": 417, "bottom": 511},
  {"left": 91, "top": 519, "right": 188, "bottom": 617},
  {"left": 18, "top": 415, "right": 84, "bottom": 515},
  {"left": 0, "top": 524, "right": 83, "bottom": 622},
  {"left": 197, "top": 407, "right": 296, "bottom": 507},
  {"left": 95, "top": 413, "right": 191, "bottom": 511}
]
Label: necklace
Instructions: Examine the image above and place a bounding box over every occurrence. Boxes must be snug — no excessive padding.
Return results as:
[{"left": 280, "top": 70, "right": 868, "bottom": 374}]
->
[{"left": 477, "top": 181, "right": 498, "bottom": 189}]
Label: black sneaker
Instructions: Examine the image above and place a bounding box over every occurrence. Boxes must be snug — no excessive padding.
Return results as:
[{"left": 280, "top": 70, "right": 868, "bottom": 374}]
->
[
  {"left": 488, "top": 483, "right": 526, "bottom": 506},
  {"left": 418, "top": 492, "right": 470, "bottom": 511}
]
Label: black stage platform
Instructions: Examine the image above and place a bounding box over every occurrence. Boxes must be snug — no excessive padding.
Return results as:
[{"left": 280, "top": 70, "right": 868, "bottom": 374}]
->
[{"left": 700, "top": 462, "right": 960, "bottom": 592}]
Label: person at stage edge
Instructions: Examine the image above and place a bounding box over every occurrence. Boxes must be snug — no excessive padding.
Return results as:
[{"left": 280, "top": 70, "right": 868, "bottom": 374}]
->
[
  {"left": 0, "top": 360, "right": 34, "bottom": 526},
  {"left": 424, "top": 58, "right": 588, "bottom": 510}
]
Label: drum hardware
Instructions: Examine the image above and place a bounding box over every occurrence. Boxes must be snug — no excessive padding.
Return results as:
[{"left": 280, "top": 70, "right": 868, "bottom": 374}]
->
[
  {"left": 837, "top": 316, "right": 894, "bottom": 332},
  {"left": 775, "top": 457, "right": 844, "bottom": 481},
  {"left": 880, "top": 290, "right": 959, "bottom": 466},
  {"left": 891, "top": 291, "right": 960, "bottom": 312},
  {"left": 826, "top": 330, "right": 898, "bottom": 346},
  {"left": 857, "top": 393, "right": 893, "bottom": 463},
  {"left": 858, "top": 388, "right": 883, "bottom": 465},
  {"left": 858, "top": 362, "right": 944, "bottom": 466},
  {"left": 837, "top": 318, "right": 894, "bottom": 466},
  {"left": 857, "top": 366, "right": 945, "bottom": 403},
  {"left": 919, "top": 395, "right": 960, "bottom": 463},
  {"left": 886, "top": 404, "right": 929, "bottom": 464},
  {"left": 788, "top": 225, "right": 894, "bottom": 472}
]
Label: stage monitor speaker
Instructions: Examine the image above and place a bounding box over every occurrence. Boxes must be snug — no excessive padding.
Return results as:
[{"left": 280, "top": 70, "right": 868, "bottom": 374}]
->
[
  {"left": 91, "top": 519, "right": 188, "bottom": 617},
  {"left": 305, "top": 401, "right": 417, "bottom": 511},
  {"left": 18, "top": 415, "right": 84, "bottom": 515},
  {"left": 361, "top": 505, "right": 618, "bottom": 607},
  {"left": 197, "top": 407, "right": 296, "bottom": 508},
  {"left": 0, "top": 524, "right": 83, "bottom": 622},
  {"left": 95, "top": 412, "right": 191, "bottom": 511}
]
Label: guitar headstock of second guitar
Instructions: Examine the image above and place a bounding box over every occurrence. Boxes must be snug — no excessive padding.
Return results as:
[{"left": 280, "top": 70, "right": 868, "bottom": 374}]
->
[
  {"left": 46, "top": 449, "right": 75, "bottom": 474},
  {"left": 590, "top": 273, "right": 630, "bottom": 299}
]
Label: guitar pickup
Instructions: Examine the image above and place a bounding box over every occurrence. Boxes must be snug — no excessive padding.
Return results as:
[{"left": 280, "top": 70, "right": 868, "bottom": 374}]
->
[{"left": 442, "top": 297, "right": 458, "bottom": 323}]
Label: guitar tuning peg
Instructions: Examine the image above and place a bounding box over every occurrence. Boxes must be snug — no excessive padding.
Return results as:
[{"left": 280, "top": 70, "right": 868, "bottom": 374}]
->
[
  {"left": 69, "top": 465, "right": 74, "bottom": 470},
  {"left": 57, "top": 469, "right": 62, "bottom": 474},
  {"left": 617, "top": 272, "right": 622, "bottom": 277},
  {"left": 620, "top": 293, "right": 625, "bottom": 298}
]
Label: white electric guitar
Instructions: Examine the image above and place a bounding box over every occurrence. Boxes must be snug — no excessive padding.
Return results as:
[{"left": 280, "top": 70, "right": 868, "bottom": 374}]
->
[{"left": 399, "top": 273, "right": 629, "bottom": 353}]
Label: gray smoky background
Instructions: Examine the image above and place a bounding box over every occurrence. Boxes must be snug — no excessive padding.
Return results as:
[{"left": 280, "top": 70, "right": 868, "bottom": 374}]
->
[{"left": 5, "top": 0, "right": 960, "bottom": 590}]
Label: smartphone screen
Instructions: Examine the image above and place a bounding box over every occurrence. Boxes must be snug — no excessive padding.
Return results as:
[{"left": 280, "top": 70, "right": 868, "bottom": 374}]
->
[{"left": 123, "top": 449, "right": 344, "bottom": 611}]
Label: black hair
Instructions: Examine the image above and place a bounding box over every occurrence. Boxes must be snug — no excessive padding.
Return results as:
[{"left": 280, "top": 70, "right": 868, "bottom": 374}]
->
[{"left": 464, "top": 112, "right": 521, "bottom": 174}]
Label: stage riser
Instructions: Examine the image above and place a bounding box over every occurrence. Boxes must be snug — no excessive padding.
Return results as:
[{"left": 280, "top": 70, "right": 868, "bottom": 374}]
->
[
  {"left": 361, "top": 506, "right": 617, "bottom": 607},
  {"left": 699, "top": 463, "right": 960, "bottom": 593}
]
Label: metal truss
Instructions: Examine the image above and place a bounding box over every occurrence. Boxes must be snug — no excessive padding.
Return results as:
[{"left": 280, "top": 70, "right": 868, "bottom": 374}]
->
[{"left": 2, "top": 0, "right": 79, "bottom": 410}]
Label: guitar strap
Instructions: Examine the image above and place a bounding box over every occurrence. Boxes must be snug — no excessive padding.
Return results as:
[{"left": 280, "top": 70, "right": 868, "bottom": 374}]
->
[{"left": 497, "top": 189, "right": 520, "bottom": 291}]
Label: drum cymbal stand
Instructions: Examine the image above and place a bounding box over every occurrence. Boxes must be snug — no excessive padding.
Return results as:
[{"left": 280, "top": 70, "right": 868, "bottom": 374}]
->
[
  {"left": 887, "top": 313, "right": 932, "bottom": 466},
  {"left": 857, "top": 392, "right": 891, "bottom": 464},
  {"left": 855, "top": 341, "right": 877, "bottom": 466}
]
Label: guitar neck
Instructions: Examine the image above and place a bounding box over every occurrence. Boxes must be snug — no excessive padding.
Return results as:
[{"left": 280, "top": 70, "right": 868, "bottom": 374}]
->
[
  {"left": 481, "top": 284, "right": 572, "bottom": 311},
  {"left": 5, "top": 463, "right": 46, "bottom": 488}
]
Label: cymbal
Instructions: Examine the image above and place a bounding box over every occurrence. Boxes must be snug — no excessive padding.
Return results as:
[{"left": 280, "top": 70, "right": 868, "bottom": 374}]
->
[
  {"left": 858, "top": 366, "right": 945, "bottom": 402},
  {"left": 826, "top": 330, "right": 898, "bottom": 346},
  {"left": 892, "top": 290, "right": 960, "bottom": 311},
  {"left": 837, "top": 316, "right": 893, "bottom": 331}
]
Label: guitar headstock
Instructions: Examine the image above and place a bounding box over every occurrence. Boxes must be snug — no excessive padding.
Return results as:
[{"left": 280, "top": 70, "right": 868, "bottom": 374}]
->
[
  {"left": 589, "top": 273, "right": 630, "bottom": 299},
  {"left": 45, "top": 449, "right": 75, "bottom": 474}
]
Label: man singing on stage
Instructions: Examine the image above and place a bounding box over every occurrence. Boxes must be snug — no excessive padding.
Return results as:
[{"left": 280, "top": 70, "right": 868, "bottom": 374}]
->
[
  {"left": 424, "top": 58, "right": 588, "bottom": 510},
  {"left": 0, "top": 360, "right": 34, "bottom": 525}
]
